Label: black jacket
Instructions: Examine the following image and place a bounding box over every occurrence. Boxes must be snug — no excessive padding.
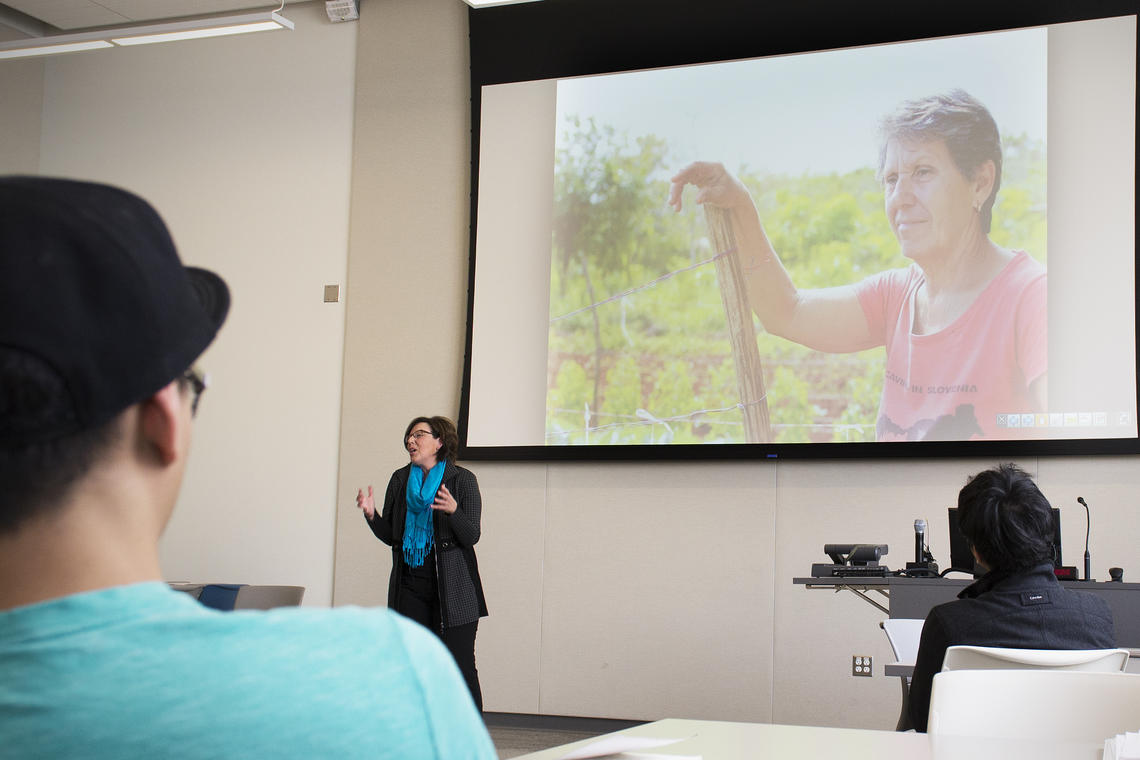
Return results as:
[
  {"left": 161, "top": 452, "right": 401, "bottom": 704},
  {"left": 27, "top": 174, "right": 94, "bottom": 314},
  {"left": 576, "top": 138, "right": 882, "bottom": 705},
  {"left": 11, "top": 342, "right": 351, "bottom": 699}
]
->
[
  {"left": 365, "top": 462, "right": 488, "bottom": 628},
  {"left": 909, "top": 563, "right": 1115, "bottom": 731}
]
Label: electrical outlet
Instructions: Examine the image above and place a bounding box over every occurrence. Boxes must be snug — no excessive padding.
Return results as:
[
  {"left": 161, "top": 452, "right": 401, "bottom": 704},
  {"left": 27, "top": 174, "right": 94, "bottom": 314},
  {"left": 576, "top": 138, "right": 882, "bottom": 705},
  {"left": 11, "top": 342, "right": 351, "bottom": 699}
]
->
[{"left": 852, "top": 655, "right": 872, "bottom": 677}]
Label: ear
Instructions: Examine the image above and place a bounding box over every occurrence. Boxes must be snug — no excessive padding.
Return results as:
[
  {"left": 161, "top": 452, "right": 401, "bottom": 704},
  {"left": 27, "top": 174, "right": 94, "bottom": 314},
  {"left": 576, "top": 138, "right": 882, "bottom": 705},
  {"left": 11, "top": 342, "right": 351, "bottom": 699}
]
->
[
  {"left": 972, "top": 159, "right": 996, "bottom": 207},
  {"left": 139, "top": 381, "right": 187, "bottom": 466}
]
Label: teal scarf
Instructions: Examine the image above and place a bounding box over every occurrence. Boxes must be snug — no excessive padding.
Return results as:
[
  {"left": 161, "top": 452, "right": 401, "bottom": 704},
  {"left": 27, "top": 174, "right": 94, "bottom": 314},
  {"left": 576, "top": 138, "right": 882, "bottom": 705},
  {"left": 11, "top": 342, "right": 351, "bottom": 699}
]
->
[{"left": 403, "top": 461, "right": 445, "bottom": 567}]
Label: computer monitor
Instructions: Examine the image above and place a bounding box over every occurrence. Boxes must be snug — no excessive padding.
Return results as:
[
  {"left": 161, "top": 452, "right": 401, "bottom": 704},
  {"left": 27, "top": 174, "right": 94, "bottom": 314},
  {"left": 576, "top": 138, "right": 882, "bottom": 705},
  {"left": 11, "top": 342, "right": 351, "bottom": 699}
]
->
[{"left": 947, "top": 507, "right": 1062, "bottom": 575}]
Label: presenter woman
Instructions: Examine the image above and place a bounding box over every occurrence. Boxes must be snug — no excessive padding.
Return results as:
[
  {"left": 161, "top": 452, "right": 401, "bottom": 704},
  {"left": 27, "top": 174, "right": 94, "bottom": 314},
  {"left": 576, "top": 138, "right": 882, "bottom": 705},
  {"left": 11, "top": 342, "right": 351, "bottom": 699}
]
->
[
  {"left": 357, "top": 416, "right": 487, "bottom": 710},
  {"left": 669, "top": 90, "right": 1046, "bottom": 442}
]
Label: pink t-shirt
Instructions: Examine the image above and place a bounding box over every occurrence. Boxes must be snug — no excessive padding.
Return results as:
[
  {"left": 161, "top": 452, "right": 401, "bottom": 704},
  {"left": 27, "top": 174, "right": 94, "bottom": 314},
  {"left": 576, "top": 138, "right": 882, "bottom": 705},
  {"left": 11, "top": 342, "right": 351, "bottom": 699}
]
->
[{"left": 854, "top": 251, "right": 1047, "bottom": 441}]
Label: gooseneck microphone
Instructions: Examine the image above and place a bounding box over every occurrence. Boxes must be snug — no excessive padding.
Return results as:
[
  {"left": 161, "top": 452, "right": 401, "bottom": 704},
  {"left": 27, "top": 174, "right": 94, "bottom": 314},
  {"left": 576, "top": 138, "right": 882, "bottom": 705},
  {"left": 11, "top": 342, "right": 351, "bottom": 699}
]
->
[
  {"left": 1077, "top": 497, "right": 1091, "bottom": 581},
  {"left": 914, "top": 518, "right": 927, "bottom": 565}
]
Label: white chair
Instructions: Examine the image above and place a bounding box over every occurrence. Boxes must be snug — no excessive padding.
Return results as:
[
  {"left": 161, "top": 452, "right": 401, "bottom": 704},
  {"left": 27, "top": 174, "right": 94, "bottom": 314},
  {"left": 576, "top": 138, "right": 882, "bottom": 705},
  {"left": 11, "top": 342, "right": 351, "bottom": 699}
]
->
[
  {"left": 881, "top": 618, "right": 926, "bottom": 730},
  {"left": 883, "top": 618, "right": 925, "bottom": 663},
  {"left": 928, "top": 669, "right": 1140, "bottom": 740},
  {"left": 942, "top": 645, "right": 1130, "bottom": 673}
]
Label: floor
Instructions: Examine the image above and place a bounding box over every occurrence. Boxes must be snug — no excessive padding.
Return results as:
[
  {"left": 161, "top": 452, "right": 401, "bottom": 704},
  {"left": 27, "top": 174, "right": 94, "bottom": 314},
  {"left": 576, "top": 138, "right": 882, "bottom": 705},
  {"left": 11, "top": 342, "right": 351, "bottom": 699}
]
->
[
  {"left": 485, "top": 714, "right": 643, "bottom": 759},
  {"left": 489, "top": 725, "right": 598, "bottom": 758}
]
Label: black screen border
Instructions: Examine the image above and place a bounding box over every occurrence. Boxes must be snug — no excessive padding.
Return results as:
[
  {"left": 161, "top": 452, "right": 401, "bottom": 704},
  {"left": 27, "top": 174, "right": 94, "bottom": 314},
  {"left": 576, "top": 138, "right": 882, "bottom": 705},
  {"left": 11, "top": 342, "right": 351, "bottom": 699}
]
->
[{"left": 460, "top": 0, "right": 1140, "bottom": 462}]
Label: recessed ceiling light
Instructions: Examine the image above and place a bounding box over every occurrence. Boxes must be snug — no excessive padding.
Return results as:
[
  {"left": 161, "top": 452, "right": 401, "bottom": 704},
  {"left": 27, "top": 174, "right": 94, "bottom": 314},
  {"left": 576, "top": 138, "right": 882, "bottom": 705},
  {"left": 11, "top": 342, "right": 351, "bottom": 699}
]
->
[
  {"left": 0, "top": 11, "right": 293, "bottom": 59},
  {"left": 111, "top": 14, "right": 292, "bottom": 46},
  {"left": 0, "top": 39, "right": 112, "bottom": 59}
]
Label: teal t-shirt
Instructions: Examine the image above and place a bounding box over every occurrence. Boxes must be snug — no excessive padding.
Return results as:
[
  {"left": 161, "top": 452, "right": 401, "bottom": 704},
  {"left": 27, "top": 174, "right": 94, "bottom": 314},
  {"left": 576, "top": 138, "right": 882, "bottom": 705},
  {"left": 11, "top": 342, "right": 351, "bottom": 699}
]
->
[{"left": 0, "top": 583, "right": 496, "bottom": 759}]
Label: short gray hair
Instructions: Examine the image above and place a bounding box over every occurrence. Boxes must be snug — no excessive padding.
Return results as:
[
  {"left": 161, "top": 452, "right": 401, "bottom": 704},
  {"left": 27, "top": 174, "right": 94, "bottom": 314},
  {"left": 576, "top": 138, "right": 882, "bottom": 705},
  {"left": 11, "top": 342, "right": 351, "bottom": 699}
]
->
[{"left": 877, "top": 89, "right": 1003, "bottom": 233}]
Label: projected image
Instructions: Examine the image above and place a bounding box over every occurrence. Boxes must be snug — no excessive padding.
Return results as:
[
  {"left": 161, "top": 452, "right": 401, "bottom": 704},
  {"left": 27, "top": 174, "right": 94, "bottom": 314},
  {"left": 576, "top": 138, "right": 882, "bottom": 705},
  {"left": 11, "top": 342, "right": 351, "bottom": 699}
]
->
[{"left": 546, "top": 30, "right": 1048, "bottom": 444}]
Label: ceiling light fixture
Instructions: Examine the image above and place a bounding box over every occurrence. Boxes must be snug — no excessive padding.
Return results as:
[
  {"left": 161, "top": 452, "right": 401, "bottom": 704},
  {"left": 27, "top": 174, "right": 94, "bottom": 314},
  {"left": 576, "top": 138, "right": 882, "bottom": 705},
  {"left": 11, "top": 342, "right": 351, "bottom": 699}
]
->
[
  {"left": 0, "top": 10, "right": 293, "bottom": 60},
  {"left": 0, "top": 38, "right": 112, "bottom": 59}
]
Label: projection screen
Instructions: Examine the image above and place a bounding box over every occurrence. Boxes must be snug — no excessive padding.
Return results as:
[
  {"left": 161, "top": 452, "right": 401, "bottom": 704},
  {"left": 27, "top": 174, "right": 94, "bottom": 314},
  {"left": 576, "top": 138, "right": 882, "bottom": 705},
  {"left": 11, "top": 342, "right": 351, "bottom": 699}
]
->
[{"left": 463, "top": 6, "right": 1137, "bottom": 459}]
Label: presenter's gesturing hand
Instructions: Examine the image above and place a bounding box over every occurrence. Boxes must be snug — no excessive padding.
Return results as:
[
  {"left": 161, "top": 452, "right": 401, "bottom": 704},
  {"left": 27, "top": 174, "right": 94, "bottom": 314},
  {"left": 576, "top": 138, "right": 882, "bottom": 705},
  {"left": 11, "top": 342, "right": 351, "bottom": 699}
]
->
[
  {"left": 356, "top": 485, "right": 376, "bottom": 520},
  {"left": 432, "top": 484, "right": 457, "bottom": 514}
]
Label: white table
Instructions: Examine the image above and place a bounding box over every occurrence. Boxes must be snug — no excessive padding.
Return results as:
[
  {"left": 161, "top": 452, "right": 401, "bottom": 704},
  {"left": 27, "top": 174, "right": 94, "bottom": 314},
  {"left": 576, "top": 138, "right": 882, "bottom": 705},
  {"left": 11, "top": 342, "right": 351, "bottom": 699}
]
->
[{"left": 509, "top": 718, "right": 1101, "bottom": 760}]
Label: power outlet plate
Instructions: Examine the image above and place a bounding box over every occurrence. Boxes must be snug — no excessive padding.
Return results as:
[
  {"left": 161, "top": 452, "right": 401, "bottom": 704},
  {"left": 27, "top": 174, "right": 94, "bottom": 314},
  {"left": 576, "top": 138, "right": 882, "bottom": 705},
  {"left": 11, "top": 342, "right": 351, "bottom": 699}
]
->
[{"left": 852, "top": 655, "right": 872, "bottom": 677}]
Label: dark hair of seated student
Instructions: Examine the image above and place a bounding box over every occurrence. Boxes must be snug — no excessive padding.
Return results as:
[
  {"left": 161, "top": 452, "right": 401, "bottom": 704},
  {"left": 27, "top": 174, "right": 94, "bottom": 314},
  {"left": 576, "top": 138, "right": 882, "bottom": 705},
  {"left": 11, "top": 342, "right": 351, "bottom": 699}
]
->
[{"left": 956, "top": 462, "right": 1056, "bottom": 573}]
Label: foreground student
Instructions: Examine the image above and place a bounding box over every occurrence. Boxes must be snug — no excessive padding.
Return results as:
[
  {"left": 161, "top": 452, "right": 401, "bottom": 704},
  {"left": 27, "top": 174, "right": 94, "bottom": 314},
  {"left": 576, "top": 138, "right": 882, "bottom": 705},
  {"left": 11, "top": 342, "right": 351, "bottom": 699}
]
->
[
  {"left": 907, "top": 463, "right": 1115, "bottom": 731},
  {"left": 0, "top": 176, "right": 496, "bottom": 759}
]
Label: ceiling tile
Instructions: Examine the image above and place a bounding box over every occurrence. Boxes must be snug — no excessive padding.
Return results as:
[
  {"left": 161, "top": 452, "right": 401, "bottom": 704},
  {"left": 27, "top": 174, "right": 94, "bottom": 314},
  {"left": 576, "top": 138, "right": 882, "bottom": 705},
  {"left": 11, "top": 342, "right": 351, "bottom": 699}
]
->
[
  {"left": 95, "top": 1, "right": 280, "bottom": 24},
  {"left": 4, "top": 0, "right": 130, "bottom": 30}
]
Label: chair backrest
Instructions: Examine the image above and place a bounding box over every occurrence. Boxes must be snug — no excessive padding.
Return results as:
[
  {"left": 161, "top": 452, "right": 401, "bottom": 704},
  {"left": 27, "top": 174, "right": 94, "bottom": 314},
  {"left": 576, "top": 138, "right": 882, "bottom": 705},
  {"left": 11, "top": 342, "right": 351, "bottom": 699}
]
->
[
  {"left": 942, "top": 645, "right": 1130, "bottom": 673},
  {"left": 232, "top": 585, "right": 306, "bottom": 610},
  {"left": 198, "top": 583, "right": 245, "bottom": 611},
  {"left": 882, "top": 618, "right": 926, "bottom": 664},
  {"left": 928, "top": 670, "right": 1140, "bottom": 740}
]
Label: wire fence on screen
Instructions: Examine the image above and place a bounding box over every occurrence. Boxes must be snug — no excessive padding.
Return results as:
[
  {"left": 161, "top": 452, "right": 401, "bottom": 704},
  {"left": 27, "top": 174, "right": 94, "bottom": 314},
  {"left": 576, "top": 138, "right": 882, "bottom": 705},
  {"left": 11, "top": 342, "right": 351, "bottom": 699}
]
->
[{"left": 545, "top": 242, "right": 882, "bottom": 446}]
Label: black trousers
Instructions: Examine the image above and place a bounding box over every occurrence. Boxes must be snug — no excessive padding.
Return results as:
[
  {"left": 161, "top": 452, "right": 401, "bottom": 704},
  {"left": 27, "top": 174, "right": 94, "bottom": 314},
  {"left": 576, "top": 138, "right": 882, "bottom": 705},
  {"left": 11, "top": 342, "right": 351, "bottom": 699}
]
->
[{"left": 399, "top": 569, "right": 483, "bottom": 712}]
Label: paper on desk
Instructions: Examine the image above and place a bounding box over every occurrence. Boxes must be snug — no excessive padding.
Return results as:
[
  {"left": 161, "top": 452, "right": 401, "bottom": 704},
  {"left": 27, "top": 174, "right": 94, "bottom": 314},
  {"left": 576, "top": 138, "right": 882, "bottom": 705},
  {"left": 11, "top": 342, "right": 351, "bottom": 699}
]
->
[
  {"left": 557, "top": 734, "right": 697, "bottom": 760},
  {"left": 1104, "top": 731, "right": 1140, "bottom": 760}
]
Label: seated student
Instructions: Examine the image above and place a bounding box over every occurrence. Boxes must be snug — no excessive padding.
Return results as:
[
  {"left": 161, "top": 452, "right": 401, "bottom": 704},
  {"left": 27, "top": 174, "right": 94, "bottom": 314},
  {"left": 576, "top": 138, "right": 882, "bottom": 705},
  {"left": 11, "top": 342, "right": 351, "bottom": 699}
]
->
[
  {"left": 0, "top": 176, "right": 496, "bottom": 759},
  {"left": 908, "top": 463, "right": 1115, "bottom": 732}
]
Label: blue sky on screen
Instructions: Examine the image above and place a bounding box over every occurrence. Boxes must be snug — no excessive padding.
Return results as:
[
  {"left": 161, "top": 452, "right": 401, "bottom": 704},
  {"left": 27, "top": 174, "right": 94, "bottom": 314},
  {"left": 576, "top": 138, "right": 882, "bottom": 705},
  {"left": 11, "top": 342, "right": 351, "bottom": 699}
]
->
[{"left": 554, "top": 27, "right": 1047, "bottom": 179}]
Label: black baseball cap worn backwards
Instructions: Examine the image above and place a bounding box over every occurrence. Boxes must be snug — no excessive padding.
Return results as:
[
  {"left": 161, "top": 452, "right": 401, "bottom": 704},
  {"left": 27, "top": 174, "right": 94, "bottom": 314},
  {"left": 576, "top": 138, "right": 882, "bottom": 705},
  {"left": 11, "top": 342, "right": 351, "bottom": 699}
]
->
[{"left": 0, "top": 176, "right": 230, "bottom": 445}]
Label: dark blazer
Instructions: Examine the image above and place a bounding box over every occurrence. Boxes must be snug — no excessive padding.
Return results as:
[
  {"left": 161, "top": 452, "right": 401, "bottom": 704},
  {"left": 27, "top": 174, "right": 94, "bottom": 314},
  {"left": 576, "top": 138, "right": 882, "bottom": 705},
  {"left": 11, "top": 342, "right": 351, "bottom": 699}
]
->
[
  {"left": 908, "top": 563, "right": 1115, "bottom": 731},
  {"left": 365, "top": 461, "right": 488, "bottom": 628}
]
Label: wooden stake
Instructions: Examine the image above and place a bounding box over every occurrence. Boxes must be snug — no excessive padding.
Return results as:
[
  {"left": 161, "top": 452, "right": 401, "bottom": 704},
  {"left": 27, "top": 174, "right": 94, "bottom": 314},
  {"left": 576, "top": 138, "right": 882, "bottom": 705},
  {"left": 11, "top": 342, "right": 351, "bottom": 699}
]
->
[{"left": 704, "top": 206, "right": 771, "bottom": 443}]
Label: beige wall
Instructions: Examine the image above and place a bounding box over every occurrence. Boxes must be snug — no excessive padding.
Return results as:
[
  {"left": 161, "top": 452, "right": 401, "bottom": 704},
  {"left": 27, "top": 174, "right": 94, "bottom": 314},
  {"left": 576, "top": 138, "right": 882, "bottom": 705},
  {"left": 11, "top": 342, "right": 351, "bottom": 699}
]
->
[
  {"left": 3, "top": 1, "right": 358, "bottom": 607},
  {"left": 0, "top": 56, "right": 42, "bottom": 172},
  {"left": 4, "top": 0, "right": 1140, "bottom": 730},
  {"left": 332, "top": 0, "right": 471, "bottom": 609}
]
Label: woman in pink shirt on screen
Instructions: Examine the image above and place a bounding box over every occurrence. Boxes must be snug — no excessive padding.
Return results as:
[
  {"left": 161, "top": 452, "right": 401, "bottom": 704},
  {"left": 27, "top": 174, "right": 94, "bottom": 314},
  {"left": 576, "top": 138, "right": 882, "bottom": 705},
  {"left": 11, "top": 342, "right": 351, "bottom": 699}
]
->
[{"left": 669, "top": 89, "right": 1045, "bottom": 441}]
